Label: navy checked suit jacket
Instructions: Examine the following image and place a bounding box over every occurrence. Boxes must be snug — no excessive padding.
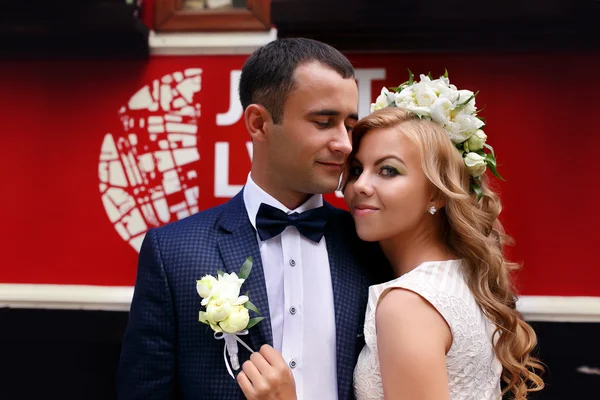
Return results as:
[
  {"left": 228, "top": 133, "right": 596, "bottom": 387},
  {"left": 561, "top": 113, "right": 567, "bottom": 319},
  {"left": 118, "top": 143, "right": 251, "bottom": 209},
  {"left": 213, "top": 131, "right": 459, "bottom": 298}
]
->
[{"left": 117, "top": 191, "right": 387, "bottom": 400}]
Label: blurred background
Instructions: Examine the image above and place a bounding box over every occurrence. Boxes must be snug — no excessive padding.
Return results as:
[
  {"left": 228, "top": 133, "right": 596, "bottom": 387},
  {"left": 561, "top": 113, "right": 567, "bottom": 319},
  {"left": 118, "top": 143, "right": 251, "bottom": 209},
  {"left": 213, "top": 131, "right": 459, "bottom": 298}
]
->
[{"left": 1, "top": 0, "right": 599, "bottom": 398}]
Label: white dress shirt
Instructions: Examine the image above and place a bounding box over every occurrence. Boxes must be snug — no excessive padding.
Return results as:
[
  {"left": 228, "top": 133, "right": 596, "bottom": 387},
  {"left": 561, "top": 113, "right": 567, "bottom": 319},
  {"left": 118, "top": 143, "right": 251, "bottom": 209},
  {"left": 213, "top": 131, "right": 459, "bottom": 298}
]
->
[{"left": 243, "top": 174, "right": 338, "bottom": 400}]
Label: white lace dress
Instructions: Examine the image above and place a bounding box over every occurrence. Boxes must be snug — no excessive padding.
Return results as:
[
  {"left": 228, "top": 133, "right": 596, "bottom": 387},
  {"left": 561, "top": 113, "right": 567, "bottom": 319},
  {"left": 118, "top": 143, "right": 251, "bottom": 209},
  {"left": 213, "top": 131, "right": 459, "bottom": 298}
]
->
[{"left": 354, "top": 260, "right": 503, "bottom": 400}]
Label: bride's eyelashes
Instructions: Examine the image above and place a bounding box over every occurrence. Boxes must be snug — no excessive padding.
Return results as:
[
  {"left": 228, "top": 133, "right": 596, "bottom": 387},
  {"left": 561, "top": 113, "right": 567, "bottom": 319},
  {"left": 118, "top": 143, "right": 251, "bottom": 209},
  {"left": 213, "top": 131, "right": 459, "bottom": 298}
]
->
[
  {"left": 380, "top": 165, "right": 402, "bottom": 177},
  {"left": 347, "top": 164, "right": 402, "bottom": 178}
]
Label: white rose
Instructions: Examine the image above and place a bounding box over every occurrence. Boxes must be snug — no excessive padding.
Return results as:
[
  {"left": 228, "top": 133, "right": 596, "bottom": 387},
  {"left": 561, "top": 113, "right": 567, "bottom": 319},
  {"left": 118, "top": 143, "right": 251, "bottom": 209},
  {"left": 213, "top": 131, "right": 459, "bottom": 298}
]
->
[
  {"left": 430, "top": 97, "right": 453, "bottom": 127},
  {"left": 413, "top": 81, "right": 438, "bottom": 107},
  {"left": 465, "top": 130, "right": 487, "bottom": 152},
  {"left": 452, "top": 113, "right": 485, "bottom": 141},
  {"left": 456, "top": 89, "right": 476, "bottom": 114},
  {"left": 394, "top": 87, "right": 415, "bottom": 107},
  {"left": 404, "top": 103, "right": 432, "bottom": 117},
  {"left": 196, "top": 275, "right": 217, "bottom": 299},
  {"left": 199, "top": 310, "right": 222, "bottom": 332},
  {"left": 464, "top": 152, "right": 487, "bottom": 177},
  {"left": 431, "top": 77, "right": 455, "bottom": 97},
  {"left": 202, "top": 272, "right": 244, "bottom": 305},
  {"left": 206, "top": 298, "right": 232, "bottom": 323},
  {"left": 457, "top": 89, "right": 474, "bottom": 104},
  {"left": 370, "top": 87, "right": 396, "bottom": 112},
  {"left": 234, "top": 295, "right": 249, "bottom": 305},
  {"left": 219, "top": 305, "right": 250, "bottom": 334}
]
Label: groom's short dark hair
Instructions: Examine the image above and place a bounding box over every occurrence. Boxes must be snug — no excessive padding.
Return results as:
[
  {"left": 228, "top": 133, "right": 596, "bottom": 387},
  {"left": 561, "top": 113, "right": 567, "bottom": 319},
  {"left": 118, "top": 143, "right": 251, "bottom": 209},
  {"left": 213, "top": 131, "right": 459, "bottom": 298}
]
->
[{"left": 239, "top": 37, "right": 355, "bottom": 124}]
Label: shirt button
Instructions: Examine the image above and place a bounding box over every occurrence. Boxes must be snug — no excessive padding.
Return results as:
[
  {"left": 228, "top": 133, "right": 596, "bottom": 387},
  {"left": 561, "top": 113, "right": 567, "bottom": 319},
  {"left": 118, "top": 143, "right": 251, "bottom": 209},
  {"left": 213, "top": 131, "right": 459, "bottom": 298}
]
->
[
  {"left": 289, "top": 306, "right": 297, "bottom": 315},
  {"left": 289, "top": 359, "right": 297, "bottom": 369},
  {"left": 289, "top": 259, "right": 296, "bottom": 267}
]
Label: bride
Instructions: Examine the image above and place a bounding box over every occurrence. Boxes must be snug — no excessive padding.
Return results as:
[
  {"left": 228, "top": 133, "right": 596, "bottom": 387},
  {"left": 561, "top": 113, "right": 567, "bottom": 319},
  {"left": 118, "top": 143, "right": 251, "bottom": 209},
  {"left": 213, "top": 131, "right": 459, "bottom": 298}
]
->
[{"left": 236, "top": 73, "right": 544, "bottom": 400}]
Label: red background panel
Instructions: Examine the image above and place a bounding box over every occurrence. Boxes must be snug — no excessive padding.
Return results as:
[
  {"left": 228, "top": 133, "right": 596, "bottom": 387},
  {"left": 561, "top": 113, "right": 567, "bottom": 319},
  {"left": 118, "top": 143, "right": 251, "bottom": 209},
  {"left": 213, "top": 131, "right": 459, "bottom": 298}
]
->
[{"left": 0, "top": 53, "right": 598, "bottom": 295}]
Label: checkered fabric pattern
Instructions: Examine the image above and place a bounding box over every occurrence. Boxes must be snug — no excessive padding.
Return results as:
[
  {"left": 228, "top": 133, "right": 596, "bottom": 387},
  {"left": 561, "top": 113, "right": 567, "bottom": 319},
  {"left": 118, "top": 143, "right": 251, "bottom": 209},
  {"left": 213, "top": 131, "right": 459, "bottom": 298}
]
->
[{"left": 117, "top": 191, "right": 387, "bottom": 400}]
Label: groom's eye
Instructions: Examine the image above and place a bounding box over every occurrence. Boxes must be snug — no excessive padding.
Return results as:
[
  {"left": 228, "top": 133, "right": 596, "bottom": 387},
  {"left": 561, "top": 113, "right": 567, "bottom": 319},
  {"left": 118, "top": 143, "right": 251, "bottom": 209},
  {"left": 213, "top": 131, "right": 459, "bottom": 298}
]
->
[{"left": 314, "top": 120, "right": 331, "bottom": 128}]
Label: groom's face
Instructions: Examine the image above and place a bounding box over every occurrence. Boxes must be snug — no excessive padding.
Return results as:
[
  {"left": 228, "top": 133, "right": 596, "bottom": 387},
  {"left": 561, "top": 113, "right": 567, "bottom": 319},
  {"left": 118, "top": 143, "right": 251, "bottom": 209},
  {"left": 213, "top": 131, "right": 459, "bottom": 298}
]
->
[{"left": 267, "top": 62, "right": 358, "bottom": 196}]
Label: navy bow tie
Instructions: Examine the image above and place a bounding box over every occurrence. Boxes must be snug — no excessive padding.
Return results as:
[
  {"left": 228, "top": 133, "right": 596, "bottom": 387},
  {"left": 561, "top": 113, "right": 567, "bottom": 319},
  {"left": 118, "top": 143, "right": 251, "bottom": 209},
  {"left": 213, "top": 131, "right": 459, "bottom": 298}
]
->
[{"left": 255, "top": 203, "right": 328, "bottom": 243}]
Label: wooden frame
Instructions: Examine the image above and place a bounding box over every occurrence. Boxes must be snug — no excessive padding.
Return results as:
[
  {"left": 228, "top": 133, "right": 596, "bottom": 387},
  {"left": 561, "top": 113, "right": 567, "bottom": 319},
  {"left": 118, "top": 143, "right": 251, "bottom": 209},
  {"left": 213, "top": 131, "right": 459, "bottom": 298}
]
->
[{"left": 155, "top": 0, "right": 271, "bottom": 32}]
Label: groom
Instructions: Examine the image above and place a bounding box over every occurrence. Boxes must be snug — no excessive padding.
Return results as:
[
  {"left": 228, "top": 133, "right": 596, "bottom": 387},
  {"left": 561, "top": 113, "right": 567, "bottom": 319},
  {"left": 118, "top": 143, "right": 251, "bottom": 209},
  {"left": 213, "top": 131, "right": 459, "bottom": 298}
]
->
[{"left": 117, "top": 38, "right": 384, "bottom": 400}]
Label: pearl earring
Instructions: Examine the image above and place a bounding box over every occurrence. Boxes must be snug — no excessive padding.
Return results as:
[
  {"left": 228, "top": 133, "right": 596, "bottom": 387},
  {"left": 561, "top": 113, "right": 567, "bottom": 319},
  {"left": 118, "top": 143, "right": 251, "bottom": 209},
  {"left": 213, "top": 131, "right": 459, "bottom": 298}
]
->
[{"left": 429, "top": 206, "right": 437, "bottom": 215}]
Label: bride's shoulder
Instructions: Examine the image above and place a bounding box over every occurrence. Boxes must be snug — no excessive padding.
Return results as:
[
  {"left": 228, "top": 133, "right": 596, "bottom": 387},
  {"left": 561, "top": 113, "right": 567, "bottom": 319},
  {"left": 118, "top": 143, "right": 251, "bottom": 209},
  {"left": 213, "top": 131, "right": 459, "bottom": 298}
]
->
[
  {"left": 371, "top": 259, "right": 464, "bottom": 293},
  {"left": 368, "top": 259, "right": 472, "bottom": 322}
]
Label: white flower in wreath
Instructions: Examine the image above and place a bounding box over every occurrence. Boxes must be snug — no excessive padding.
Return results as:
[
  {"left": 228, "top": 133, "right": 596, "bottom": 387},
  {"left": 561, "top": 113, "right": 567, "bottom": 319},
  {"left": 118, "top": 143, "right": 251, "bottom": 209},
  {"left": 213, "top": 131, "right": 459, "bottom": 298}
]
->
[
  {"left": 413, "top": 82, "right": 438, "bottom": 107},
  {"left": 453, "top": 113, "right": 485, "bottom": 141},
  {"left": 394, "top": 87, "right": 415, "bottom": 106},
  {"left": 430, "top": 97, "right": 453, "bottom": 126},
  {"left": 464, "top": 152, "right": 487, "bottom": 177},
  {"left": 371, "top": 87, "right": 396, "bottom": 112}
]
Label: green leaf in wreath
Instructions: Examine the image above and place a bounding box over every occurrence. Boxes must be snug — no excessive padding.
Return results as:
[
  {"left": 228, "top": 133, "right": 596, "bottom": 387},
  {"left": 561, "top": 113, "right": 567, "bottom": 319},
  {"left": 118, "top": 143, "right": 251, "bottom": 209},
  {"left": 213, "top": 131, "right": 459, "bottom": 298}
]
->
[
  {"left": 484, "top": 152, "right": 497, "bottom": 167},
  {"left": 483, "top": 143, "right": 495, "bottom": 157},
  {"left": 471, "top": 182, "right": 483, "bottom": 201},
  {"left": 485, "top": 158, "right": 505, "bottom": 181}
]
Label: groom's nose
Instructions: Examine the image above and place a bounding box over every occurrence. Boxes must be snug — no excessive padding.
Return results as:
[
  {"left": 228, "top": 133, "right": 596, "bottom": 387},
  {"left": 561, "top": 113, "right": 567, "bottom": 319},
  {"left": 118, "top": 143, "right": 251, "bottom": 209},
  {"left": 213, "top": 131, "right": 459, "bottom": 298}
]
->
[{"left": 329, "top": 124, "right": 352, "bottom": 156}]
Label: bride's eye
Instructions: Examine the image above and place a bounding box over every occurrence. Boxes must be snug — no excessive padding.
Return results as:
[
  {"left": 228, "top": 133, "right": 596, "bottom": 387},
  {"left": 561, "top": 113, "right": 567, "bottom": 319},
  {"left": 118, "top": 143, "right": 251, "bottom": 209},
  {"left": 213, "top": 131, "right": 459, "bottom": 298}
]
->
[{"left": 380, "top": 165, "right": 401, "bottom": 177}]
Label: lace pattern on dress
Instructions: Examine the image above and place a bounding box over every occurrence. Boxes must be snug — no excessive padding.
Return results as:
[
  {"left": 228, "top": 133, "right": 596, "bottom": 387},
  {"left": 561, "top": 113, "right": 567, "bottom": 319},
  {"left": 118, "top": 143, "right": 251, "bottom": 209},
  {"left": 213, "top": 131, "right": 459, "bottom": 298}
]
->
[{"left": 353, "top": 261, "right": 502, "bottom": 400}]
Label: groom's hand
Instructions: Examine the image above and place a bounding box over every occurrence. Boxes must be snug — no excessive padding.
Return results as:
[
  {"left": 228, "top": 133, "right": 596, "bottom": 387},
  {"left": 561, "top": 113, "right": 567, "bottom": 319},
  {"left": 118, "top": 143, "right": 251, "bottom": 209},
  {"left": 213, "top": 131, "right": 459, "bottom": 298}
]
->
[{"left": 237, "top": 345, "right": 297, "bottom": 400}]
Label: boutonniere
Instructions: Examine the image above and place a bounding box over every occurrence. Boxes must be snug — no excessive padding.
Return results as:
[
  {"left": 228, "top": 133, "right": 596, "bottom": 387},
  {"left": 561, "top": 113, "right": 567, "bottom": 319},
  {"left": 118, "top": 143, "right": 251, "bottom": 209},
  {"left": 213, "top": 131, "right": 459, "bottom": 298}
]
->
[{"left": 196, "top": 257, "right": 264, "bottom": 378}]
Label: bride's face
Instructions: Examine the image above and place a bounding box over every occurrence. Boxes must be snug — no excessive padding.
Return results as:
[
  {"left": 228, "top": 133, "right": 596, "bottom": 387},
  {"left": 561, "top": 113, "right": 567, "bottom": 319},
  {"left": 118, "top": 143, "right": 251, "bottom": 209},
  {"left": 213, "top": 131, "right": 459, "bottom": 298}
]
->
[{"left": 344, "top": 126, "right": 434, "bottom": 242}]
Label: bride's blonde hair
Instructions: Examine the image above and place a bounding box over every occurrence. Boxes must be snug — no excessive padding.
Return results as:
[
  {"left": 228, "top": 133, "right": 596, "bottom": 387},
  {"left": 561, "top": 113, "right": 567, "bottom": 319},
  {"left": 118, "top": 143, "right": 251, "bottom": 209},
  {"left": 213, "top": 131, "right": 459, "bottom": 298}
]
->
[{"left": 347, "top": 107, "right": 544, "bottom": 399}]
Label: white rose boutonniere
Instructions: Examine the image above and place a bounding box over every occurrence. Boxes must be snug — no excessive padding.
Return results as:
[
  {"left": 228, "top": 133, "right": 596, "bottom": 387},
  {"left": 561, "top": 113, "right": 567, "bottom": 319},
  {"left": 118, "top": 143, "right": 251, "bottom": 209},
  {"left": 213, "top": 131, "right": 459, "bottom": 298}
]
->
[{"left": 196, "top": 257, "right": 264, "bottom": 378}]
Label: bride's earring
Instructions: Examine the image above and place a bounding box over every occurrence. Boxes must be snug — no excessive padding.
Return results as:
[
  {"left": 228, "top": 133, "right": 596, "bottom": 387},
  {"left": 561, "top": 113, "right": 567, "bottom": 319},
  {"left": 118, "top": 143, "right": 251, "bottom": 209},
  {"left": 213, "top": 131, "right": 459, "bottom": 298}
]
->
[{"left": 429, "top": 205, "right": 437, "bottom": 215}]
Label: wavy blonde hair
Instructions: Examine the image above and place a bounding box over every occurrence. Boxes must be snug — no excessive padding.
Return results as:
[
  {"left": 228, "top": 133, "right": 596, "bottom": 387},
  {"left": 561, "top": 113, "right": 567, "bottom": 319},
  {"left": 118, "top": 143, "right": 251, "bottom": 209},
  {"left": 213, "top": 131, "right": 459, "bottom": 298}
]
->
[{"left": 347, "top": 107, "right": 544, "bottom": 398}]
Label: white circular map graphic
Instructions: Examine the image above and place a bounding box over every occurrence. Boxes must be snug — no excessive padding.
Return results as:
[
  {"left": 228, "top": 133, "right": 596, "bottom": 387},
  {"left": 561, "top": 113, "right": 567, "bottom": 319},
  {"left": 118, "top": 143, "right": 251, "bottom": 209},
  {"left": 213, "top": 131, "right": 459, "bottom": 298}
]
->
[{"left": 98, "top": 69, "right": 203, "bottom": 252}]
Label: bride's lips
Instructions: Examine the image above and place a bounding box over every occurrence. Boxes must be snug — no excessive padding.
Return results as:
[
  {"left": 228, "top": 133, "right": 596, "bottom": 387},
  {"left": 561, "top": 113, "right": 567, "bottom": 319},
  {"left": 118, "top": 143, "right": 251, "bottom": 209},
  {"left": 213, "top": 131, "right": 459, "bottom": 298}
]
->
[{"left": 353, "top": 204, "right": 379, "bottom": 217}]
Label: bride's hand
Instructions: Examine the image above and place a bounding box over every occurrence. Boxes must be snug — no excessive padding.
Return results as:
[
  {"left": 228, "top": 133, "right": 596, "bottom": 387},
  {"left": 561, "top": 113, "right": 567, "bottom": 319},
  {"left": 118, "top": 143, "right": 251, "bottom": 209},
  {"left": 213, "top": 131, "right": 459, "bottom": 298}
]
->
[{"left": 236, "top": 344, "right": 297, "bottom": 400}]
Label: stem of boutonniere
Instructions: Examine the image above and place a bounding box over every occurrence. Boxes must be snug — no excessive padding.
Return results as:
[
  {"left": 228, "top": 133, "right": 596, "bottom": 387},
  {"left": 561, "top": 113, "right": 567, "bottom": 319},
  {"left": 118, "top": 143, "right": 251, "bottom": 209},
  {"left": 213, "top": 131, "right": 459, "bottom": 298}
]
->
[
  {"left": 214, "top": 330, "right": 255, "bottom": 379},
  {"left": 224, "top": 333, "right": 240, "bottom": 370}
]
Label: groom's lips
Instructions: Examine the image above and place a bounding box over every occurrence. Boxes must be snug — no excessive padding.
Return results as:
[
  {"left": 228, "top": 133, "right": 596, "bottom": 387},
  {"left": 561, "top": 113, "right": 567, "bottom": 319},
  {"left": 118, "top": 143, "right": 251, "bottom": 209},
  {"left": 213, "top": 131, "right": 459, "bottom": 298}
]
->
[
  {"left": 353, "top": 204, "right": 379, "bottom": 217},
  {"left": 317, "top": 161, "right": 344, "bottom": 170}
]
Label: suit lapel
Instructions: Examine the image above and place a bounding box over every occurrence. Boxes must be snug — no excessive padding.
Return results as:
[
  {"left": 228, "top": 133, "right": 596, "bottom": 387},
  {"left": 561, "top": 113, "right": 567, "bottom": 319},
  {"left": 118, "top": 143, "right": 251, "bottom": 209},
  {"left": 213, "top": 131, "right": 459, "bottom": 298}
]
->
[{"left": 217, "top": 192, "right": 273, "bottom": 352}]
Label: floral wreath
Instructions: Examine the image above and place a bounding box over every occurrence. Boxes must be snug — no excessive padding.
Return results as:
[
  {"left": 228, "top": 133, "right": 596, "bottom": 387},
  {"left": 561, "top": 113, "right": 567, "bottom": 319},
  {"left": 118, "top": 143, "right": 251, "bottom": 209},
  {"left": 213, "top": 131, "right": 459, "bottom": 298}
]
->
[{"left": 371, "top": 70, "right": 504, "bottom": 199}]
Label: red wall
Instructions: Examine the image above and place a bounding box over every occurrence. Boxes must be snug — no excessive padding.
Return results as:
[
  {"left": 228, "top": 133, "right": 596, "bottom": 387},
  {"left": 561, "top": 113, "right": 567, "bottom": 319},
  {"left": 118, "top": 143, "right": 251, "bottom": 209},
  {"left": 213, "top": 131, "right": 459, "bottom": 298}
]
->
[{"left": 1, "top": 53, "right": 598, "bottom": 296}]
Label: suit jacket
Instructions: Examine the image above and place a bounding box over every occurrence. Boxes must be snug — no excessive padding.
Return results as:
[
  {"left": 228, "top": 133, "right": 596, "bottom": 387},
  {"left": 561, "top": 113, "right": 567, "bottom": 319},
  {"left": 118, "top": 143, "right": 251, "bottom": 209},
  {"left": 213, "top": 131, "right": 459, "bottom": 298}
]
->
[{"left": 117, "top": 191, "right": 387, "bottom": 399}]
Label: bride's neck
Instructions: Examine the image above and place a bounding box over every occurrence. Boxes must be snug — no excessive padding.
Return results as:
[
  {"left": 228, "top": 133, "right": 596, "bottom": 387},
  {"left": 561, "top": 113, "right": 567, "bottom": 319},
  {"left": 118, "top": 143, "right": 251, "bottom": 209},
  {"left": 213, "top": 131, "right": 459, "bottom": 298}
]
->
[{"left": 379, "top": 228, "right": 455, "bottom": 277}]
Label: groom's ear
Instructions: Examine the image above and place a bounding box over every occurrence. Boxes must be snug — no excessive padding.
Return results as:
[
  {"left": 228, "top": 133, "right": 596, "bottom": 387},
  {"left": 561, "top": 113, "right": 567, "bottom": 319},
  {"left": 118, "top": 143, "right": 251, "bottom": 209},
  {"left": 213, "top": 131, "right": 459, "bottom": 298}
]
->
[{"left": 245, "top": 104, "right": 270, "bottom": 143}]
